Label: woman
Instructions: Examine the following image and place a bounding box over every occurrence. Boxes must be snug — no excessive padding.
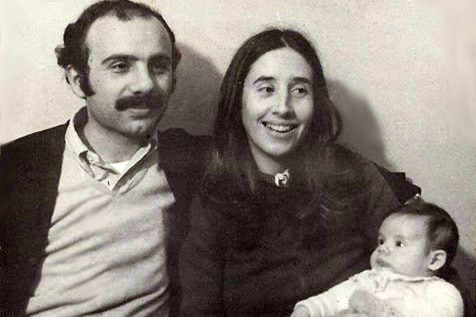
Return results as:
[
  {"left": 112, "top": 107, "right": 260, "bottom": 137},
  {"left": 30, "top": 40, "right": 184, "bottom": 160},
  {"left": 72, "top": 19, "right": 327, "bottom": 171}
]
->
[{"left": 179, "top": 29, "right": 401, "bottom": 317}]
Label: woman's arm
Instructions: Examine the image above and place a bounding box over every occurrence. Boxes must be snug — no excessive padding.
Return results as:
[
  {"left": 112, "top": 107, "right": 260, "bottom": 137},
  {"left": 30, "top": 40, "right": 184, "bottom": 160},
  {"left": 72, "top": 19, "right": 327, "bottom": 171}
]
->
[
  {"left": 362, "top": 162, "right": 400, "bottom": 242},
  {"left": 178, "top": 196, "right": 226, "bottom": 317}
]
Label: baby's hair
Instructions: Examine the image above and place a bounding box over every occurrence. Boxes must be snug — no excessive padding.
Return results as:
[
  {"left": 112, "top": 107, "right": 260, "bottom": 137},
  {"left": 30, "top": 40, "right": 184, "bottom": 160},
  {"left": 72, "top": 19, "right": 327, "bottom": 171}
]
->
[{"left": 390, "top": 201, "right": 459, "bottom": 271}]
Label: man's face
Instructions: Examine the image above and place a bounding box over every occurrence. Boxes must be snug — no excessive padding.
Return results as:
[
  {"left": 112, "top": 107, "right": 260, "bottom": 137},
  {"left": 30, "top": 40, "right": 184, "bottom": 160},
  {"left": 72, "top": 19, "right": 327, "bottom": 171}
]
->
[{"left": 82, "top": 14, "right": 174, "bottom": 141}]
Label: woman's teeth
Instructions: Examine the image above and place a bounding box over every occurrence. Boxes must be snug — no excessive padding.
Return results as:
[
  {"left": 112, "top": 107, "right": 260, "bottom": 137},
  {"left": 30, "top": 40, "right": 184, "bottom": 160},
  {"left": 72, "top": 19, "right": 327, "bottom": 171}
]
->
[{"left": 263, "top": 123, "right": 295, "bottom": 133}]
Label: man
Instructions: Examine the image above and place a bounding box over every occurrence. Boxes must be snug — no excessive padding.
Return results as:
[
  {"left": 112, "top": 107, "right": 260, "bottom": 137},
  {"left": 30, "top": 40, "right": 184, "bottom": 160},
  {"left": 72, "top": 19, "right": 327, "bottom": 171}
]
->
[{"left": 0, "top": 1, "right": 208, "bottom": 316}]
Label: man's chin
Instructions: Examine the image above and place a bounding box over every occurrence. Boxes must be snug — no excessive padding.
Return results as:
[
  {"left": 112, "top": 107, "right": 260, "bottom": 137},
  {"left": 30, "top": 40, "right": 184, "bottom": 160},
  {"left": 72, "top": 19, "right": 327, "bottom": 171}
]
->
[{"left": 123, "top": 124, "right": 158, "bottom": 141}]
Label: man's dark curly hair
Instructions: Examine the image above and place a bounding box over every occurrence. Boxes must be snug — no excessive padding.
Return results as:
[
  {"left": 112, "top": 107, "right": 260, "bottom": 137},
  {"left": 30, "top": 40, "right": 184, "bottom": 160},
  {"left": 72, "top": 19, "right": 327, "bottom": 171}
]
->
[{"left": 55, "top": 0, "right": 181, "bottom": 96}]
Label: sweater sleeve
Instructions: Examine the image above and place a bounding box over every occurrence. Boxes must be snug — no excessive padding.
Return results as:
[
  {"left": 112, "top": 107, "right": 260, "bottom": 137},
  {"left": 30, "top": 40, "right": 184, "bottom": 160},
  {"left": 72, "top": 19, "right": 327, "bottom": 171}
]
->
[
  {"left": 178, "top": 195, "right": 226, "bottom": 317},
  {"left": 362, "top": 162, "right": 400, "bottom": 243},
  {"left": 294, "top": 276, "right": 359, "bottom": 317}
]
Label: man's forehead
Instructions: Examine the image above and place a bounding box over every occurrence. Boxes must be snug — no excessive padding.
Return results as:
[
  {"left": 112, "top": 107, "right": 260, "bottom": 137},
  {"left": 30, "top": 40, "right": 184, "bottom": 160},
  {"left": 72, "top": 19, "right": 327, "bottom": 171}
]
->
[{"left": 84, "top": 14, "right": 172, "bottom": 57}]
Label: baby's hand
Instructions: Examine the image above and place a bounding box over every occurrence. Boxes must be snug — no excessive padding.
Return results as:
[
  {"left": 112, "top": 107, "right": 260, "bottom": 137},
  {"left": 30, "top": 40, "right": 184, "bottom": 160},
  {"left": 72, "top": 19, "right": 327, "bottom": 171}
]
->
[
  {"left": 349, "top": 290, "right": 404, "bottom": 317},
  {"left": 334, "top": 309, "right": 369, "bottom": 317},
  {"left": 290, "top": 305, "right": 312, "bottom": 317},
  {"left": 349, "top": 290, "right": 379, "bottom": 315}
]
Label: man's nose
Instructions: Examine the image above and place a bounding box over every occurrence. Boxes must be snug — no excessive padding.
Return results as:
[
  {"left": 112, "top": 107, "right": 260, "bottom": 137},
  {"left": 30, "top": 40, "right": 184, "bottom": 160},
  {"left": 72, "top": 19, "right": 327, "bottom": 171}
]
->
[{"left": 130, "top": 66, "right": 155, "bottom": 94}]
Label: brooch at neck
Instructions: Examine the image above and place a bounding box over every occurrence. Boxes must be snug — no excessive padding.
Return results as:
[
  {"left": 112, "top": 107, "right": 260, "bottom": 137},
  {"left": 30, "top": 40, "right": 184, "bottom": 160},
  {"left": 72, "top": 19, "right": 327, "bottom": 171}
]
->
[{"left": 274, "top": 169, "right": 290, "bottom": 188}]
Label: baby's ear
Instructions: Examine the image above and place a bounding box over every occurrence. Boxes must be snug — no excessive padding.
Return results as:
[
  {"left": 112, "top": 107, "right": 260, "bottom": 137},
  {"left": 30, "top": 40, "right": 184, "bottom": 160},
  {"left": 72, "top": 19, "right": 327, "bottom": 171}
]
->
[{"left": 428, "top": 249, "right": 447, "bottom": 272}]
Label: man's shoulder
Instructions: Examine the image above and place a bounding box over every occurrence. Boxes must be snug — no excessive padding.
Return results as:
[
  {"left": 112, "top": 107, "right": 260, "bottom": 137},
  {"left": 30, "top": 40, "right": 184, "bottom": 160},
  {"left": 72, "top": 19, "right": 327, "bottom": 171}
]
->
[
  {"left": 0, "top": 124, "right": 68, "bottom": 176},
  {"left": 158, "top": 128, "right": 211, "bottom": 151},
  {"left": 157, "top": 128, "right": 211, "bottom": 178},
  {"left": 1, "top": 124, "right": 68, "bottom": 156},
  {"left": 158, "top": 128, "right": 211, "bottom": 162}
]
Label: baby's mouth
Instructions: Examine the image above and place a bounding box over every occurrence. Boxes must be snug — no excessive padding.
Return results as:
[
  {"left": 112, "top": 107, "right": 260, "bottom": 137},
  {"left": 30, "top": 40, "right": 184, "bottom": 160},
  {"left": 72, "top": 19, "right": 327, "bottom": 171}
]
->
[{"left": 375, "top": 258, "right": 390, "bottom": 268}]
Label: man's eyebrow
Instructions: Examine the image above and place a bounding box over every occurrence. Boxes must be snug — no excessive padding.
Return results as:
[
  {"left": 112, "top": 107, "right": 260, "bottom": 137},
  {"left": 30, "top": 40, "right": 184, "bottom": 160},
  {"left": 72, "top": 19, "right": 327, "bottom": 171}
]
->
[
  {"left": 252, "top": 76, "right": 274, "bottom": 85},
  {"left": 101, "top": 54, "right": 137, "bottom": 65},
  {"left": 101, "top": 53, "right": 172, "bottom": 65}
]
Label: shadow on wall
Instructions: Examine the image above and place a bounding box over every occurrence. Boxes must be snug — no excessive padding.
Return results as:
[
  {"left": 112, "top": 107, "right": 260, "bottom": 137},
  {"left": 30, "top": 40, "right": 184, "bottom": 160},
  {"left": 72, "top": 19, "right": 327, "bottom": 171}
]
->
[
  {"left": 159, "top": 42, "right": 222, "bottom": 136},
  {"left": 328, "top": 79, "right": 393, "bottom": 170},
  {"left": 328, "top": 80, "right": 476, "bottom": 316},
  {"left": 161, "top": 44, "right": 476, "bottom": 315}
]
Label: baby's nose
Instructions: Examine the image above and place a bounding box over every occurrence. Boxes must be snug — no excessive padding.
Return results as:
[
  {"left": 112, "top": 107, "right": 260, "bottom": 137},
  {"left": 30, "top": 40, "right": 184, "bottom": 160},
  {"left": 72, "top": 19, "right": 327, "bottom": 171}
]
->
[{"left": 377, "top": 244, "right": 390, "bottom": 254}]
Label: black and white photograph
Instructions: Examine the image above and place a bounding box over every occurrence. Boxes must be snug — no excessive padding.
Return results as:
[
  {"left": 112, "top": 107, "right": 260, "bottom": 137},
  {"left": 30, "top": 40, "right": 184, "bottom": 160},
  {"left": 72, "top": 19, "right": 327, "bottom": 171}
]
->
[{"left": 0, "top": 0, "right": 474, "bottom": 316}]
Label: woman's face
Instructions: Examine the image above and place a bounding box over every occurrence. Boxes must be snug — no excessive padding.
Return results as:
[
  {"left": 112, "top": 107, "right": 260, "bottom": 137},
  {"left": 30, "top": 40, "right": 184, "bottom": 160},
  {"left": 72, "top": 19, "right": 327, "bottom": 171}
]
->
[{"left": 241, "top": 47, "right": 314, "bottom": 174}]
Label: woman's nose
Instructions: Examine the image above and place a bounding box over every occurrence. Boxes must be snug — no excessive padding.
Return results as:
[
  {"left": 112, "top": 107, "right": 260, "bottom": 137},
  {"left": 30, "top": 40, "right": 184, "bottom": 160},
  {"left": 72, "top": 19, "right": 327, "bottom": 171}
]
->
[{"left": 272, "top": 91, "right": 292, "bottom": 115}]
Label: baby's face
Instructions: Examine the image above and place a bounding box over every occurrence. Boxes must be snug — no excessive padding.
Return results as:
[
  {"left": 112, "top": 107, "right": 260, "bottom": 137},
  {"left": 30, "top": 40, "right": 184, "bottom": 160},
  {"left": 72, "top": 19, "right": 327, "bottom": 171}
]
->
[{"left": 370, "top": 213, "right": 434, "bottom": 277}]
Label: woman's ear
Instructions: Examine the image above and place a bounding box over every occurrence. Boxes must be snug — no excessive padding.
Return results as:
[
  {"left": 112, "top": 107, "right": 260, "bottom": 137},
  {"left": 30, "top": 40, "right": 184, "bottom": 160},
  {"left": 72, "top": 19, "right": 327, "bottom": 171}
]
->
[
  {"left": 66, "top": 66, "right": 86, "bottom": 99},
  {"left": 428, "top": 250, "right": 447, "bottom": 272}
]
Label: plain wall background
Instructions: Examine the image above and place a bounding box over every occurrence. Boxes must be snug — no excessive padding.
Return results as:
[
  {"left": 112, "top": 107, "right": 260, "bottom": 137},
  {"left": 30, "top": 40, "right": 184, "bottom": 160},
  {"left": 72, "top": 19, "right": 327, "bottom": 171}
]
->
[{"left": 1, "top": 0, "right": 474, "bottom": 307}]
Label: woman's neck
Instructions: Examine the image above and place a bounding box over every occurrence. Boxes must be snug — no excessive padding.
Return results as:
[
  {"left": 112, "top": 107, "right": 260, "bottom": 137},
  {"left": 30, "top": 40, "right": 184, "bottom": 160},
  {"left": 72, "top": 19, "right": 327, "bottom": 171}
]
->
[{"left": 252, "top": 152, "right": 288, "bottom": 175}]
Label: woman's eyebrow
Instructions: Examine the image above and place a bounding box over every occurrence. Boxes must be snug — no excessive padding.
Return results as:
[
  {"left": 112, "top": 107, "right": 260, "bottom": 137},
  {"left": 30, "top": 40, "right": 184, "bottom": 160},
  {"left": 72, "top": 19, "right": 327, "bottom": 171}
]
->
[
  {"left": 292, "top": 77, "right": 312, "bottom": 84},
  {"left": 252, "top": 76, "right": 274, "bottom": 84}
]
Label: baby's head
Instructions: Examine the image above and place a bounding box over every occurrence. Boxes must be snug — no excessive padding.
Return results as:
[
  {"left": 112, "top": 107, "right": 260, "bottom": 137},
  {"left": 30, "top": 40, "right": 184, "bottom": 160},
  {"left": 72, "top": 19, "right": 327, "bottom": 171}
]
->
[{"left": 370, "top": 201, "right": 459, "bottom": 277}]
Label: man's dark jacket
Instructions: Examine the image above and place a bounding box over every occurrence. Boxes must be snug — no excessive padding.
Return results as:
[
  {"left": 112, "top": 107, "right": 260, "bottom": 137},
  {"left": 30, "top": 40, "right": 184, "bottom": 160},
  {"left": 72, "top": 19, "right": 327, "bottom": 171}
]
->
[{"left": 0, "top": 123, "right": 210, "bottom": 316}]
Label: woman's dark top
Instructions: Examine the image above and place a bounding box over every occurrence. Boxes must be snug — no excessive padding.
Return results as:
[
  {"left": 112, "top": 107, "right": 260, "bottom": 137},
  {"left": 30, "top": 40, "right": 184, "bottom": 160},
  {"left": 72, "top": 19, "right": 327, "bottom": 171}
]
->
[{"left": 178, "top": 149, "right": 400, "bottom": 317}]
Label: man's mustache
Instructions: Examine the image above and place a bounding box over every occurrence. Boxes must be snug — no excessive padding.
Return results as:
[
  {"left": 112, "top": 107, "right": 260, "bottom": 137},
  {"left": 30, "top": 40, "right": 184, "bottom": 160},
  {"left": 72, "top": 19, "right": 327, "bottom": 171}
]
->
[{"left": 115, "top": 93, "right": 164, "bottom": 111}]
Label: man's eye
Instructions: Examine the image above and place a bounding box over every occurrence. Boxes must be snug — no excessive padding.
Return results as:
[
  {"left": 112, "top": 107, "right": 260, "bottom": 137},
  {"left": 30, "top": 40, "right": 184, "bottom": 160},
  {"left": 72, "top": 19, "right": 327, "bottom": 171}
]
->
[
  {"left": 150, "top": 62, "right": 169, "bottom": 74},
  {"left": 110, "top": 62, "right": 129, "bottom": 73}
]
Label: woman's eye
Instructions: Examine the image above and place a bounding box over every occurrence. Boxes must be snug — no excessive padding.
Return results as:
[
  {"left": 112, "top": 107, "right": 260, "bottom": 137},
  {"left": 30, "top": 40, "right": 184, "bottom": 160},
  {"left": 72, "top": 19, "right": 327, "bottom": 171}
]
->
[
  {"left": 258, "top": 86, "right": 274, "bottom": 94},
  {"left": 291, "top": 86, "right": 309, "bottom": 97}
]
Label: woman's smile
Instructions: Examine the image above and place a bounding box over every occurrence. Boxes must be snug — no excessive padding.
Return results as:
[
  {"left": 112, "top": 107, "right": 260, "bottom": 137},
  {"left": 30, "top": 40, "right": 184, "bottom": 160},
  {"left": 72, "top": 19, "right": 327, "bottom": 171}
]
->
[
  {"left": 241, "top": 47, "right": 314, "bottom": 173},
  {"left": 262, "top": 121, "right": 298, "bottom": 134}
]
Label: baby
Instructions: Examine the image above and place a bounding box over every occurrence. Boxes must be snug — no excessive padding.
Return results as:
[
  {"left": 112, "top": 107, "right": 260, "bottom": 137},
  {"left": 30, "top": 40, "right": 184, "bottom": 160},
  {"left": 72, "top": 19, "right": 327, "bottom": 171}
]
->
[{"left": 291, "top": 201, "right": 464, "bottom": 317}]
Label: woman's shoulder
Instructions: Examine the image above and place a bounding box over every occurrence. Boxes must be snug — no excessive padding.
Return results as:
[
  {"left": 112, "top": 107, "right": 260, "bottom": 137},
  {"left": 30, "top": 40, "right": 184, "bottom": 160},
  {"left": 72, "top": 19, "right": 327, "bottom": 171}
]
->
[
  {"left": 315, "top": 143, "right": 375, "bottom": 186},
  {"left": 322, "top": 143, "right": 377, "bottom": 171}
]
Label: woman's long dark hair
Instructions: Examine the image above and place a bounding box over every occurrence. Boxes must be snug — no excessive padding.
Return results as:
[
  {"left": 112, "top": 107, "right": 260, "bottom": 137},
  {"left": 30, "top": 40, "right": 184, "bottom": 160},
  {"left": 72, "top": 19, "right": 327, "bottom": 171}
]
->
[{"left": 203, "top": 28, "right": 368, "bottom": 249}]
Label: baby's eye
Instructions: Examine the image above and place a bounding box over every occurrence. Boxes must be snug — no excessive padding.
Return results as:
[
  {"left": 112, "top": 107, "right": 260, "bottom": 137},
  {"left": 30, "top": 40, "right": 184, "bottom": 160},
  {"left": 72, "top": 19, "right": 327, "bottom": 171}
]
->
[{"left": 395, "top": 240, "right": 405, "bottom": 247}]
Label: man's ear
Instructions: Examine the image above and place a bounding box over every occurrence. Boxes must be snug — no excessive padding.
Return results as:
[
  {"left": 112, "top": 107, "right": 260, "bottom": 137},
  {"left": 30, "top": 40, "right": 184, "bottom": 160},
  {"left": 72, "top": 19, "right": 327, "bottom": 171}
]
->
[
  {"left": 428, "top": 250, "right": 447, "bottom": 272},
  {"left": 66, "top": 66, "right": 86, "bottom": 99}
]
